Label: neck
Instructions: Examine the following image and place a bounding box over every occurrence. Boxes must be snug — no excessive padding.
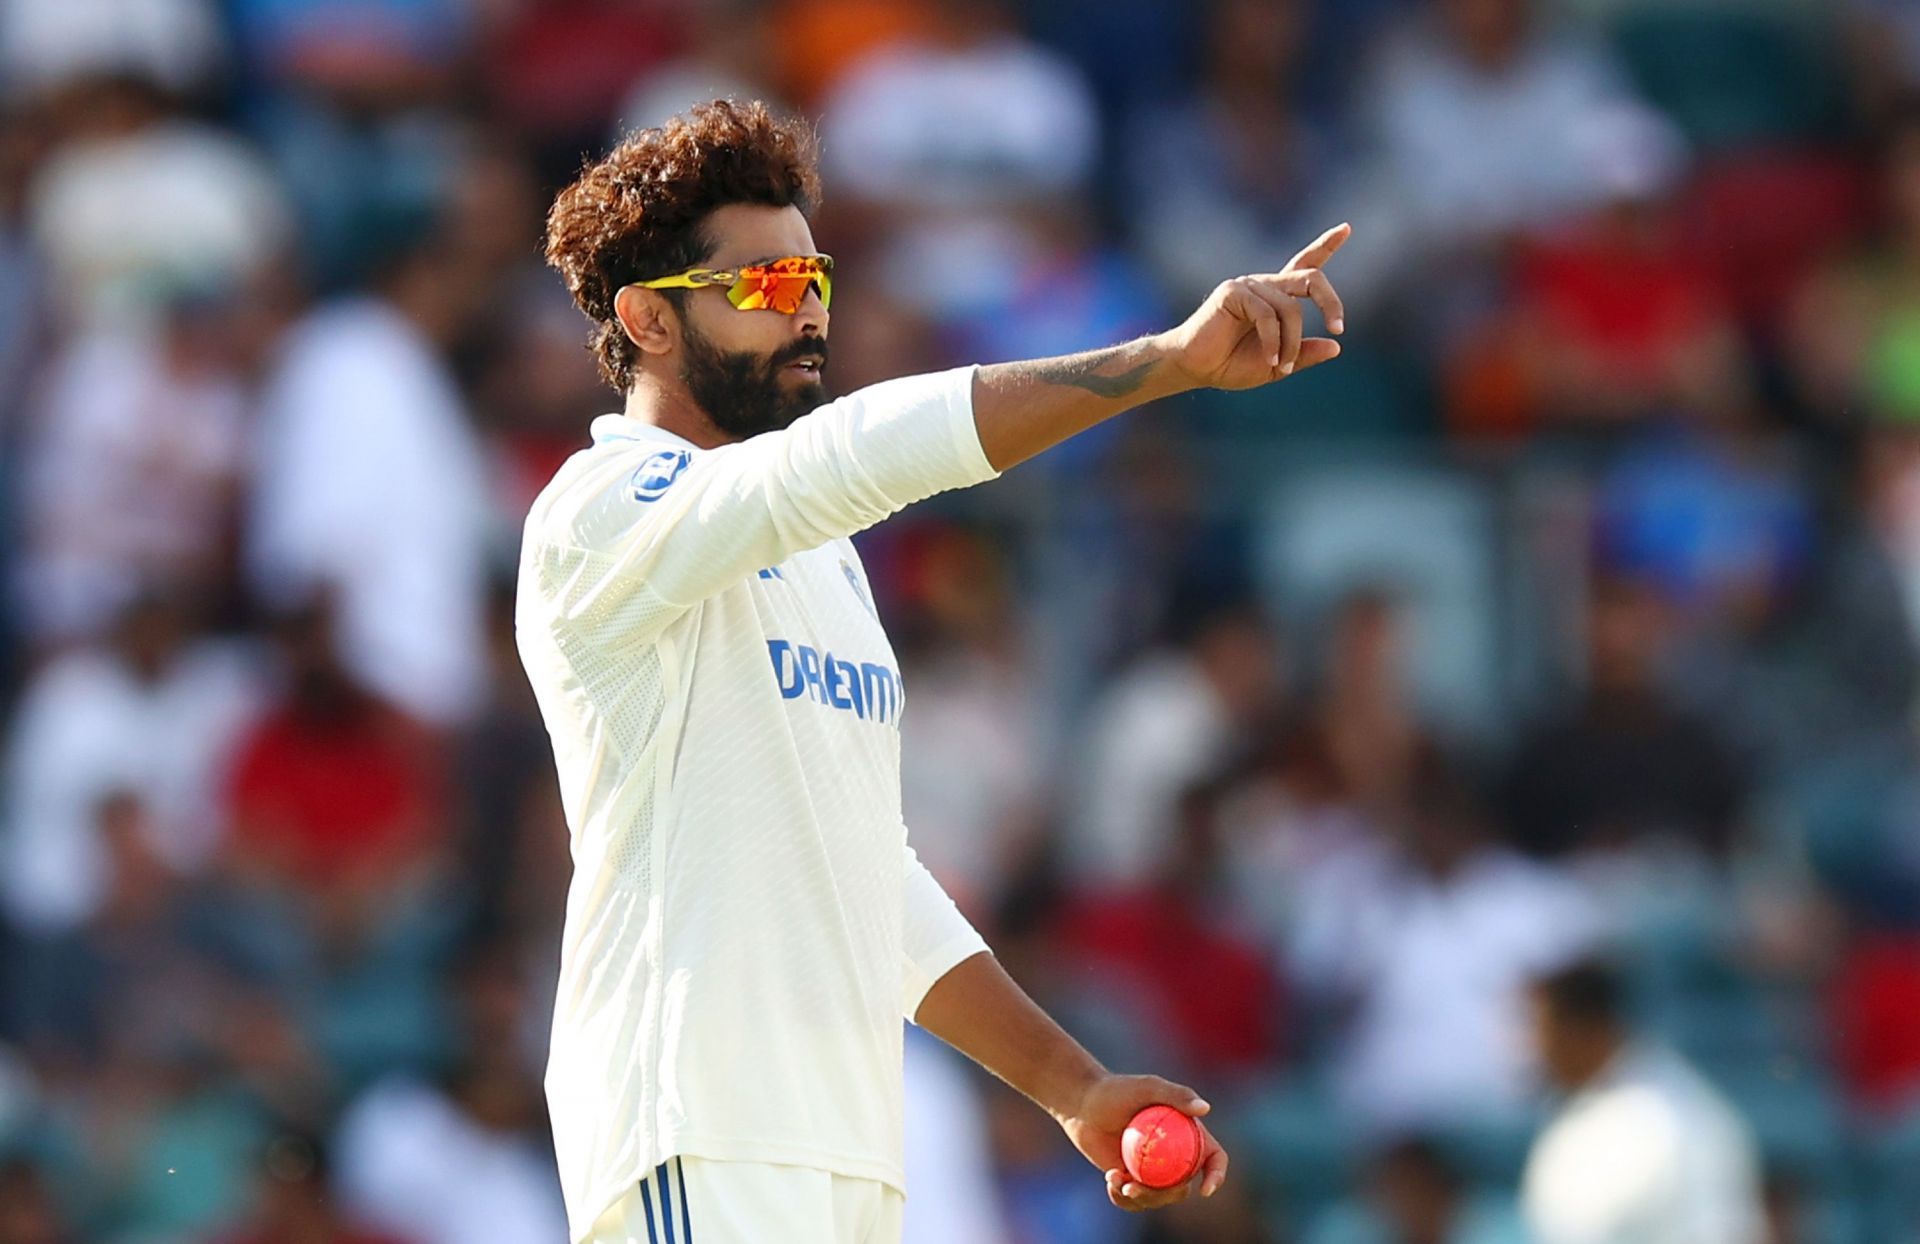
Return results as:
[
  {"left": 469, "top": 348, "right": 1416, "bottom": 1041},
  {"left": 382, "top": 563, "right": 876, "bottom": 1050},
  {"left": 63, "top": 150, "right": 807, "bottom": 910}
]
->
[
  {"left": 622, "top": 372, "right": 732, "bottom": 449},
  {"left": 1566, "top": 1032, "right": 1627, "bottom": 1092}
]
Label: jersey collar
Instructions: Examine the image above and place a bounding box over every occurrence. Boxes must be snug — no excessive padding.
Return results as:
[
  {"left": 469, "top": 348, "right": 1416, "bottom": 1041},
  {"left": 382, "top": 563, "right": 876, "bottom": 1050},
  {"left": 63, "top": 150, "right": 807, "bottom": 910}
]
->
[{"left": 589, "top": 414, "right": 701, "bottom": 450}]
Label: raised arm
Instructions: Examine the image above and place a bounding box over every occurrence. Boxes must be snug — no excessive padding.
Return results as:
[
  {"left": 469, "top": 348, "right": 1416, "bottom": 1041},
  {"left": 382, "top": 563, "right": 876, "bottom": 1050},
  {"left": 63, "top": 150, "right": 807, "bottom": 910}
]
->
[
  {"left": 971, "top": 222, "right": 1350, "bottom": 470},
  {"left": 532, "top": 224, "right": 1350, "bottom": 638}
]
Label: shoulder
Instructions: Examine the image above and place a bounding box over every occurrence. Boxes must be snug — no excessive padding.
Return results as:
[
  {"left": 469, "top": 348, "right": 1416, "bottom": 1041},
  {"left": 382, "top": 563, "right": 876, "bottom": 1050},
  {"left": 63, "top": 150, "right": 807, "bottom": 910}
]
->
[{"left": 521, "top": 427, "right": 702, "bottom": 551}]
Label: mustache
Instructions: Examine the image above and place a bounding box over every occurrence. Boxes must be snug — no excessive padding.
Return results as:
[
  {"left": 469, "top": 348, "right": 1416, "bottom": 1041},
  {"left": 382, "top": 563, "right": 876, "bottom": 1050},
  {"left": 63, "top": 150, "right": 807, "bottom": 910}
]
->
[{"left": 772, "top": 339, "right": 829, "bottom": 369}]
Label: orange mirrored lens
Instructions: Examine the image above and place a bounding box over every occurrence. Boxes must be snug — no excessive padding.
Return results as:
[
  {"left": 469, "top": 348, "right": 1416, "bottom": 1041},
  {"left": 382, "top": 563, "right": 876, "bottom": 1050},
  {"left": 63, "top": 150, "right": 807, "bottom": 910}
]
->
[{"left": 727, "top": 258, "right": 832, "bottom": 313}]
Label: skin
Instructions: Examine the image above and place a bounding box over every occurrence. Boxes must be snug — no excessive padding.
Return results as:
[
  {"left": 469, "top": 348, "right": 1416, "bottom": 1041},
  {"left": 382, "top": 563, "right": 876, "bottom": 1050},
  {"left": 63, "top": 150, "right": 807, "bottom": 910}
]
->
[
  {"left": 614, "top": 203, "right": 834, "bottom": 445},
  {"left": 614, "top": 201, "right": 1352, "bottom": 1212},
  {"left": 1530, "top": 992, "right": 1626, "bottom": 1095}
]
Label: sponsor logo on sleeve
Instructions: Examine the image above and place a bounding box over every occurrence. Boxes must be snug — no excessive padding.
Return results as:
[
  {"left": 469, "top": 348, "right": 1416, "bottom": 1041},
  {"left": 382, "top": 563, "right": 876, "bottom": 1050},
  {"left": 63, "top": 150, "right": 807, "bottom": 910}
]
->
[{"left": 628, "top": 449, "right": 692, "bottom": 502}]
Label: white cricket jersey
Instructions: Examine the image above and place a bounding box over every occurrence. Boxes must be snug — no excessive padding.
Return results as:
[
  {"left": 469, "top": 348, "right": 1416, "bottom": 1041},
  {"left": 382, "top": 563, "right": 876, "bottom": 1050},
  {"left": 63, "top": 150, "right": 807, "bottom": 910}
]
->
[
  {"left": 1522, "top": 1043, "right": 1763, "bottom": 1244},
  {"left": 514, "top": 366, "right": 998, "bottom": 1242}
]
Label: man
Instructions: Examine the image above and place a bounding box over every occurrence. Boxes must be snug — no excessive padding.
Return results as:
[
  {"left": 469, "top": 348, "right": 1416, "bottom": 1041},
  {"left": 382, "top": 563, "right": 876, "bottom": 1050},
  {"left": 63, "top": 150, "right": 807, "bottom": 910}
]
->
[
  {"left": 1521, "top": 959, "right": 1764, "bottom": 1244},
  {"left": 521, "top": 99, "right": 1347, "bottom": 1244}
]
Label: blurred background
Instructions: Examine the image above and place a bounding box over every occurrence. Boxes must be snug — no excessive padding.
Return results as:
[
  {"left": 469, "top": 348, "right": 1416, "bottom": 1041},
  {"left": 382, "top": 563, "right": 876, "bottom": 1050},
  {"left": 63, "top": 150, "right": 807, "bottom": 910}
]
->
[{"left": 3, "top": 0, "right": 1920, "bottom": 1240}]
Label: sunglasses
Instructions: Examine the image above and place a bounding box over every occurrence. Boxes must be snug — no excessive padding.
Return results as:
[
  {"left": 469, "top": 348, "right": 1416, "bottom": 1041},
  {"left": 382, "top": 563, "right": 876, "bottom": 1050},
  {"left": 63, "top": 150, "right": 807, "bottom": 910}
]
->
[{"left": 631, "top": 254, "right": 833, "bottom": 314}]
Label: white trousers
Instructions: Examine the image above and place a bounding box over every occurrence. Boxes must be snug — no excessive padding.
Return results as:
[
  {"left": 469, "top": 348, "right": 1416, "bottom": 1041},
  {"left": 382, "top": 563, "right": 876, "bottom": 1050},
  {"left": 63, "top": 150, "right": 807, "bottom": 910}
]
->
[{"left": 584, "top": 1155, "right": 904, "bottom": 1244}]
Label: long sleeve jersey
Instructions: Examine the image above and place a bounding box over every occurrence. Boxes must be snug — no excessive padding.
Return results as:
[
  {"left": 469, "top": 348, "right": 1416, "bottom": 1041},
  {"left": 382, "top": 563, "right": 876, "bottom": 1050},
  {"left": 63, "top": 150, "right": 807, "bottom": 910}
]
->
[{"left": 513, "top": 366, "right": 998, "bottom": 1241}]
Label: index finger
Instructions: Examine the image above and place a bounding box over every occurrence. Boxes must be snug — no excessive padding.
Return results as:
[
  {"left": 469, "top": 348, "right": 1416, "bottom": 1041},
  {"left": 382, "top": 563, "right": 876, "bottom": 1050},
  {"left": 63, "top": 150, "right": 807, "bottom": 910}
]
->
[{"left": 1287, "top": 221, "right": 1352, "bottom": 271}]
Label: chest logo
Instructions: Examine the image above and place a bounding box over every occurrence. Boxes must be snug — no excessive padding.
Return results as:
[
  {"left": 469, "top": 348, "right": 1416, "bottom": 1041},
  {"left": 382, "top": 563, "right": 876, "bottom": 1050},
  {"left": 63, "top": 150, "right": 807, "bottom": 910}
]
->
[{"left": 767, "top": 640, "right": 901, "bottom": 726}]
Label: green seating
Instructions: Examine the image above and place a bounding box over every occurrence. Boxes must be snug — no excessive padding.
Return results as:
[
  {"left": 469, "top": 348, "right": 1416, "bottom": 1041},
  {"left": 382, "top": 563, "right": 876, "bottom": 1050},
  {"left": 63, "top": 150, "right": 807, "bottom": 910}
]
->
[{"left": 1611, "top": 9, "right": 1845, "bottom": 151}]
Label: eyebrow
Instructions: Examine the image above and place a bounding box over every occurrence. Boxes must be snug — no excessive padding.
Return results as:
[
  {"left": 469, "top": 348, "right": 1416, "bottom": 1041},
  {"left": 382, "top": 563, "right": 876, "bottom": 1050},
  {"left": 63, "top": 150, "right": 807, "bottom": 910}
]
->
[{"left": 727, "top": 253, "right": 814, "bottom": 268}]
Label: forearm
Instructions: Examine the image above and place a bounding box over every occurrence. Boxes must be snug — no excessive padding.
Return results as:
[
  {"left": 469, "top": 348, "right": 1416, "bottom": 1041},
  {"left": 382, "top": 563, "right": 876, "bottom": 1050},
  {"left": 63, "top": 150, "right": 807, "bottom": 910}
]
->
[
  {"left": 971, "top": 334, "right": 1194, "bottom": 472},
  {"left": 913, "top": 950, "right": 1107, "bottom": 1121}
]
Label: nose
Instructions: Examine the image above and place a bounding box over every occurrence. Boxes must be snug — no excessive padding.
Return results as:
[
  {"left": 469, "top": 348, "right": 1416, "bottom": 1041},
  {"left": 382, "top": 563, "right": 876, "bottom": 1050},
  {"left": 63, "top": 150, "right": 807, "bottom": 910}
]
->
[{"left": 794, "top": 283, "right": 828, "bottom": 337}]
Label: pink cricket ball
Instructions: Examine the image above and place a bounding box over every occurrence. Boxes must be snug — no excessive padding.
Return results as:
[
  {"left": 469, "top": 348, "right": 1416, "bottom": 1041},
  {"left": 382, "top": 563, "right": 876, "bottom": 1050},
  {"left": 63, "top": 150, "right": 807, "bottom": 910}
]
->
[{"left": 1121, "top": 1104, "right": 1203, "bottom": 1190}]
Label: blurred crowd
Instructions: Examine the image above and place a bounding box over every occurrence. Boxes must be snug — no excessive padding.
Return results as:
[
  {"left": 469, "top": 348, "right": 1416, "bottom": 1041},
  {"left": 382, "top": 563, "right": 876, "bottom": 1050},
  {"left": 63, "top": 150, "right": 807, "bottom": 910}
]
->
[{"left": 4, "top": 0, "right": 1920, "bottom": 1241}]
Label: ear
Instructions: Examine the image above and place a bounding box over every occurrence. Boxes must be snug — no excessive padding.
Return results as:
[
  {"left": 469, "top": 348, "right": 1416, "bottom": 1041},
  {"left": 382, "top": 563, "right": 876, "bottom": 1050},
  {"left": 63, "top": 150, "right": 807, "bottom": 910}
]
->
[{"left": 614, "top": 285, "right": 676, "bottom": 357}]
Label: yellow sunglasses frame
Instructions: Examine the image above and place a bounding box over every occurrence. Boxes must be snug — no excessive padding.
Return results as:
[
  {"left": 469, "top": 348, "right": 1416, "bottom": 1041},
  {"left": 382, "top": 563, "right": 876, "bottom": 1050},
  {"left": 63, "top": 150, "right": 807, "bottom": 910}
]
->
[{"left": 630, "top": 254, "right": 834, "bottom": 313}]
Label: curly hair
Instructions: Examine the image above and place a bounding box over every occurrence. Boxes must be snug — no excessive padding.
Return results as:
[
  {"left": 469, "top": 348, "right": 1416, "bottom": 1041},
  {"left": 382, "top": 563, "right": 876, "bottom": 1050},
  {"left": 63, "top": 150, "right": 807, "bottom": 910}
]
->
[{"left": 545, "top": 99, "right": 822, "bottom": 391}]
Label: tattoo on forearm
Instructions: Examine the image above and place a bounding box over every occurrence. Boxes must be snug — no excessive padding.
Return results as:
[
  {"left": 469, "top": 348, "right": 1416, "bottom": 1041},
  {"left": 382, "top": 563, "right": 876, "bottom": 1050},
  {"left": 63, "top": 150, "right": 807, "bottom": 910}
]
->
[{"left": 1029, "top": 348, "right": 1158, "bottom": 399}]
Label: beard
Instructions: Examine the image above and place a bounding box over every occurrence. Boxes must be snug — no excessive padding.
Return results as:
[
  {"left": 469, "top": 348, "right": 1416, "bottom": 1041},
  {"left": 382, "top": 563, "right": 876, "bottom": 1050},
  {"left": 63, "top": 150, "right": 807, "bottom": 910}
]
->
[{"left": 679, "top": 318, "right": 830, "bottom": 440}]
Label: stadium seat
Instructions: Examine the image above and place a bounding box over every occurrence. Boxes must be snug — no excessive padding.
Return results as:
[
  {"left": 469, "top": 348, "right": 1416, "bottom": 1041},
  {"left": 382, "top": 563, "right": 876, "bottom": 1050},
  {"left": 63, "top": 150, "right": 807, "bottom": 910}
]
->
[
  {"left": 1236, "top": 1074, "right": 1362, "bottom": 1231},
  {"left": 1191, "top": 340, "right": 1436, "bottom": 445},
  {"left": 1609, "top": 8, "right": 1847, "bottom": 153}
]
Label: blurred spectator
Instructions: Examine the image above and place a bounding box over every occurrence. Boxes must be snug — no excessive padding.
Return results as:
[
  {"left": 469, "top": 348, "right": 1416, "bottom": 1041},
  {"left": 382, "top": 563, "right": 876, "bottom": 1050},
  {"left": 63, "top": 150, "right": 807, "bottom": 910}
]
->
[
  {"left": 1291, "top": 748, "right": 1601, "bottom": 1134},
  {"left": 216, "top": 1132, "right": 408, "bottom": 1244},
  {"left": 1137, "top": 1186, "right": 1279, "bottom": 1244},
  {"left": 52, "top": 1048, "right": 276, "bottom": 1241},
  {"left": 234, "top": 0, "right": 470, "bottom": 290},
  {"left": 986, "top": 864, "right": 1181, "bottom": 1082},
  {"left": 1125, "top": 0, "right": 1336, "bottom": 307},
  {"left": 15, "top": 294, "right": 258, "bottom": 645},
  {"left": 1797, "top": 105, "right": 1920, "bottom": 675},
  {"left": 221, "top": 597, "right": 447, "bottom": 941},
  {"left": 1023, "top": 0, "right": 1196, "bottom": 126},
  {"left": 1792, "top": 101, "right": 1920, "bottom": 428},
  {"left": 230, "top": 0, "right": 466, "bottom": 102},
  {"left": 892, "top": 524, "right": 1047, "bottom": 916},
  {"left": 1136, "top": 1179, "right": 1278, "bottom": 1244},
  {"left": 983, "top": 1077, "right": 1118, "bottom": 1244},
  {"left": 1311, "top": 589, "right": 1424, "bottom": 821},
  {"left": 1830, "top": 929, "right": 1920, "bottom": 1116},
  {"left": 1057, "top": 781, "right": 1284, "bottom": 1082},
  {"left": 764, "top": 0, "right": 938, "bottom": 109},
  {"left": 1027, "top": 420, "right": 1259, "bottom": 703},
  {"left": 902, "top": 1028, "right": 1014, "bottom": 1244},
  {"left": 452, "top": 579, "right": 569, "bottom": 948},
  {"left": 1521, "top": 959, "right": 1764, "bottom": 1244},
  {"left": 2, "top": 591, "right": 263, "bottom": 933},
  {"left": 1217, "top": 718, "right": 1380, "bottom": 958},
  {"left": 1591, "top": 412, "right": 1813, "bottom": 623},
  {"left": 1444, "top": 107, "right": 1739, "bottom": 439},
  {"left": 820, "top": 0, "right": 1097, "bottom": 212},
  {"left": 2, "top": 788, "right": 321, "bottom": 1244},
  {"left": 1654, "top": 477, "right": 1914, "bottom": 777},
  {"left": 1304, "top": 1136, "right": 1527, "bottom": 1244},
  {"left": 821, "top": 0, "right": 1098, "bottom": 210},
  {"left": 471, "top": 275, "right": 611, "bottom": 525},
  {"left": 951, "top": 200, "right": 1166, "bottom": 369},
  {"left": 819, "top": 0, "right": 1100, "bottom": 321},
  {"left": 1504, "top": 575, "right": 1745, "bottom": 859},
  {"left": 26, "top": 74, "right": 289, "bottom": 331},
  {"left": 1067, "top": 604, "right": 1282, "bottom": 886},
  {"left": 482, "top": 0, "right": 685, "bottom": 171},
  {"left": 9, "top": 790, "right": 209, "bottom": 1068},
  {"left": 246, "top": 220, "right": 493, "bottom": 728},
  {"left": 1341, "top": 0, "right": 1654, "bottom": 318},
  {"left": 332, "top": 945, "right": 565, "bottom": 1244},
  {"left": 613, "top": 3, "right": 776, "bottom": 139},
  {"left": 945, "top": 202, "right": 1169, "bottom": 472},
  {"left": 0, "top": 0, "right": 225, "bottom": 102}
]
